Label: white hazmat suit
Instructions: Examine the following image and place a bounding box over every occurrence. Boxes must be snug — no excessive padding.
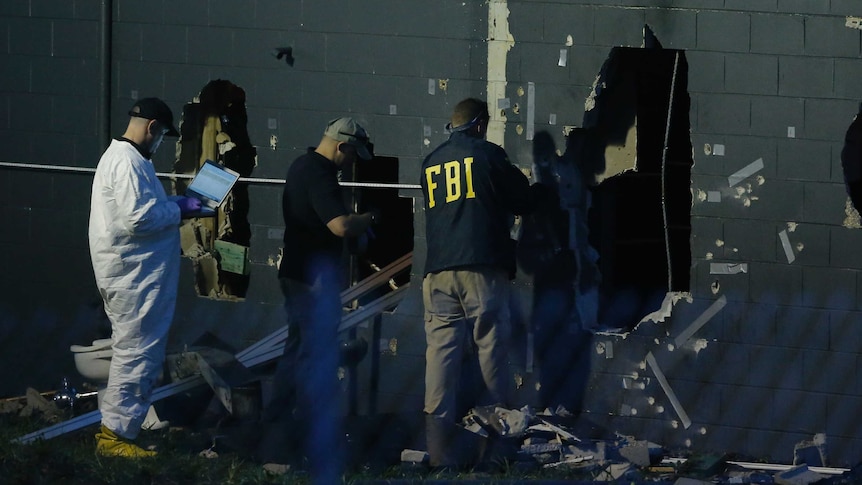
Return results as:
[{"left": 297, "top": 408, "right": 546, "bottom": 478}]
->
[{"left": 88, "top": 139, "right": 181, "bottom": 440}]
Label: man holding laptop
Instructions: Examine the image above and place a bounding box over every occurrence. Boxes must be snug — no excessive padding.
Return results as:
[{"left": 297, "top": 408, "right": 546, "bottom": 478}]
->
[{"left": 88, "top": 97, "right": 202, "bottom": 457}]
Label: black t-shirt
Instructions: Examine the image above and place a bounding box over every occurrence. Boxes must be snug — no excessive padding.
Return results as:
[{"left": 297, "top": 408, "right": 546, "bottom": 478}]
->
[
  {"left": 278, "top": 150, "right": 348, "bottom": 284},
  {"left": 420, "top": 131, "right": 535, "bottom": 275}
]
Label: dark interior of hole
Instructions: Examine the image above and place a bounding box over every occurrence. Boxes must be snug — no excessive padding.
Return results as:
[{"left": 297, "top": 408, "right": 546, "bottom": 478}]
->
[
  {"left": 586, "top": 48, "right": 692, "bottom": 330},
  {"left": 351, "top": 156, "right": 414, "bottom": 304}
]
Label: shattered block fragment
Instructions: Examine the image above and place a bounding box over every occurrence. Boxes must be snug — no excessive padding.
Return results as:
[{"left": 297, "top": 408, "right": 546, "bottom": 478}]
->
[
  {"left": 793, "top": 433, "right": 827, "bottom": 467},
  {"left": 400, "top": 449, "right": 429, "bottom": 463},
  {"left": 774, "top": 465, "right": 826, "bottom": 485}
]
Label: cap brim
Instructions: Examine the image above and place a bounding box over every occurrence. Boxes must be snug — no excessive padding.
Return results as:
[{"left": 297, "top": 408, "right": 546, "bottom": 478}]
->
[
  {"left": 355, "top": 144, "right": 372, "bottom": 160},
  {"left": 165, "top": 125, "right": 180, "bottom": 137}
]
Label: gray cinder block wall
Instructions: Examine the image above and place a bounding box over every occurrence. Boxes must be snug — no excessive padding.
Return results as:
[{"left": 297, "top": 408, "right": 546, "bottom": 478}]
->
[{"left": 2, "top": 0, "right": 862, "bottom": 465}]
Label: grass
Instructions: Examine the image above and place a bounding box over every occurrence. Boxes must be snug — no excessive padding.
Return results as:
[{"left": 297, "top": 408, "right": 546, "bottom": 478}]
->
[{"left": 0, "top": 407, "right": 676, "bottom": 484}]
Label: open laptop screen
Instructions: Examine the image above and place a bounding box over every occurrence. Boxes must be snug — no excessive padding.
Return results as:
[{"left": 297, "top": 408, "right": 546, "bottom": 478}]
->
[{"left": 186, "top": 160, "right": 240, "bottom": 208}]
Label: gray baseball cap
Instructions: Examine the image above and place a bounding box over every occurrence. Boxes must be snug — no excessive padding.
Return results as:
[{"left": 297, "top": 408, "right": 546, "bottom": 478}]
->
[{"left": 324, "top": 117, "right": 372, "bottom": 160}]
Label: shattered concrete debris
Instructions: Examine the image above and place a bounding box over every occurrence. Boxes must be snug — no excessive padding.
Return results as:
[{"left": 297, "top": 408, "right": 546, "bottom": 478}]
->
[
  {"left": 775, "top": 464, "right": 827, "bottom": 485},
  {"left": 400, "top": 449, "right": 429, "bottom": 464},
  {"left": 793, "top": 433, "right": 828, "bottom": 467}
]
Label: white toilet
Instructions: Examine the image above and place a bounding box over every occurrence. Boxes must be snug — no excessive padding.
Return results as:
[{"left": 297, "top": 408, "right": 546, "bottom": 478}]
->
[{"left": 70, "top": 338, "right": 168, "bottom": 430}]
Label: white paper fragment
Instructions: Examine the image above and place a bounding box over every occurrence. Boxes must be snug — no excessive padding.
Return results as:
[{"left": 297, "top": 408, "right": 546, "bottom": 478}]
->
[
  {"left": 498, "top": 97, "right": 511, "bottom": 109},
  {"left": 846, "top": 16, "right": 862, "bottom": 30},
  {"left": 565, "top": 35, "right": 573, "bottom": 47},
  {"left": 728, "top": 158, "right": 764, "bottom": 187},
  {"left": 710, "top": 263, "right": 748, "bottom": 274},
  {"left": 787, "top": 126, "right": 796, "bottom": 138},
  {"left": 645, "top": 352, "right": 691, "bottom": 429},
  {"left": 713, "top": 144, "right": 725, "bottom": 156},
  {"left": 423, "top": 125, "right": 432, "bottom": 137},
  {"left": 389, "top": 104, "right": 397, "bottom": 115},
  {"left": 779, "top": 229, "right": 796, "bottom": 264},
  {"left": 428, "top": 78, "right": 436, "bottom": 95},
  {"left": 707, "top": 191, "right": 721, "bottom": 203},
  {"left": 674, "top": 294, "right": 727, "bottom": 348},
  {"left": 267, "top": 118, "right": 277, "bottom": 129},
  {"left": 549, "top": 113, "right": 557, "bottom": 125},
  {"left": 558, "top": 48, "right": 568, "bottom": 67}
]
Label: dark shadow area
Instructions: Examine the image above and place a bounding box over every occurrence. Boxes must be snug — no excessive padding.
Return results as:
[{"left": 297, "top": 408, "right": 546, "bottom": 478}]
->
[
  {"left": 350, "top": 155, "right": 415, "bottom": 301},
  {"left": 516, "top": 130, "right": 595, "bottom": 415}
]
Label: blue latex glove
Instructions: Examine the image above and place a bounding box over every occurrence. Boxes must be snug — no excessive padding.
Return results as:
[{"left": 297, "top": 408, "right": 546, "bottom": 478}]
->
[{"left": 175, "top": 196, "right": 202, "bottom": 214}]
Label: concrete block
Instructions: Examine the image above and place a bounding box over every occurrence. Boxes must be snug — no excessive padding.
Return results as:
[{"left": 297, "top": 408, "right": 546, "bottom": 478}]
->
[
  {"left": 142, "top": 24, "right": 188, "bottom": 64},
  {"left": 0, "top": 55, "right": 29, "bottom": 93},
  {"left": 772, "top": 391, "right": 827, "bottom": 439},
  {"left": 0, "top": 1, "right": 29, "bottom": 16},
  {"left": 828, "top": 310, "right": 862, "bottom": 353},
  {"left": 775, "top": 306, "right": 829, "bottom": 351},
  {"left": 506, "top": 2, "right": 544, "bottom": 43},
  {"left": 804, "top": 98, "right": 858, "bottom": 141},
  {"left": 804, "top": 16, "right": 860, "bottom": 58},
  {"left": 834, "top": 59, "right": 862, "bottom": 99},
  {"left": 779, "top": 56, "right": 833, "bottom": 98},
  {"left": 299, "top": 72, "right": 354, "bottom": 112},
  {"left": 570, "top": 45, "right": 614, "bottom": 87},
  {"left": 751, "top": 96, "right": 804, "bottom": 138},
  {"left": 832, "top": 0, "right": 862, "bottom": 16},
  {"left": 751, "top": 13, "right": 804, "bottom": 55},
  {"left": 723, "top": 219, "right": 779, "bottom": 262},
  {"left": 802, "top": 267, "right": 856, "bottom": 311},
  {"left": 777, "top": 0, "right": 830, "bottom": 14},
  {"left": 593, "top": 7, "right": 646, "bottom": 48},
  {"left": 803, "top": 182, "right": 848, "bottom": 225},
  {"left": 725, "top": 53, "right": 778, "bottom": 95},
  {"left": 694, "top": 93, "right": 750, "bottom": 135},
  {"left": 697, "top": 10, "right": 750, "bottom": 53},
  {"left": 831, "top": 226, "right": 862, "bottom": 270},
  {"left": 518, "top": 42, "right": 571, "bottom": 85},
  {"left": 724, "top": 0, "right": 777, "bottom": 10},
  {"left": 644, "top": 9, "right": 697, "bottom": 49},
  {"left": 52, "top": 95, "right": 98, "bottom": 134},
  {"left": 750, "top": 347, "right": 804, "bottom": 390},
  {"left": 544, "top": 4, "right": 594, "bottom": 46},
  {"left": 9, "top": 18, "right": 51, "bottom": 56},
  {"left": 777, "top": 139, "right": 831, "bottom": 182},
  {"left": 687, "top": 52, "right": 725, "bottom": 94},
  {"left": 803, "top": 349, "right": 858, "bottom": 394},
  {"left": 749, "top": 262, "right": 803, "bottom": 306}
]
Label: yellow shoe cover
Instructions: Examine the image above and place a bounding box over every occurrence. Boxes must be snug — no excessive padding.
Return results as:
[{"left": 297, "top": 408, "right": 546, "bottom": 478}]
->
[{"left": 95, "top": 425, "right": 157, "bottom": 458}]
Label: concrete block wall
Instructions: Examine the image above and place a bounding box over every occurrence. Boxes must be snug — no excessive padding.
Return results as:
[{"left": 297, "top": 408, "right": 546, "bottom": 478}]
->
[{"left": 2, "top": 0, "right": 862, "bottom": 465}]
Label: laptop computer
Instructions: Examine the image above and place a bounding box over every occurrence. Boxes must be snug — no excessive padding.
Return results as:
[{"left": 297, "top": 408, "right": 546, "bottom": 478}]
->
[{"left": 182, "top": 160, "right": 240, "bottom": 218}]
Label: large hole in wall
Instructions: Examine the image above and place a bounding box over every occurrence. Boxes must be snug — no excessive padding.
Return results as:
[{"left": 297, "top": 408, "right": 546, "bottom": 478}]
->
[
  {"left": 583, "top": 46, "right": 693, "bottom": 332},
  {"left": 346, "top": 155, "right": 414, "bottom": 301},
  {"left": 174, "top": 79, "right": 257, "bottom": 301}
]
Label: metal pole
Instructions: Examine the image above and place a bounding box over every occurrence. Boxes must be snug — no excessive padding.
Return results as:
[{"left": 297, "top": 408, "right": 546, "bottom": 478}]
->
[{"left": 99, "top": 0, "right": 112, "bottom": 149}]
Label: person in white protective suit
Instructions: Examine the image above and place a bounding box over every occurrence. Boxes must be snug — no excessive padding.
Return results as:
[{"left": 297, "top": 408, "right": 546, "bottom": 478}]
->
[{"left": 88, "top": 97, "right": 202, "bottom": 458}]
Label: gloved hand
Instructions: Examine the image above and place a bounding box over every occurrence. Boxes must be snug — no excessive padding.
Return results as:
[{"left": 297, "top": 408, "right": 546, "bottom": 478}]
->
[{"left": 175, "top": 196, "right": 202, "bottom": 214}]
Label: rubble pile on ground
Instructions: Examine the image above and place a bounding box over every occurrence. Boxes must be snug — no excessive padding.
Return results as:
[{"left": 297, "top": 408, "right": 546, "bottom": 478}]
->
[{"left": 401, "top": 405, "right": 858, "bottom": 484}]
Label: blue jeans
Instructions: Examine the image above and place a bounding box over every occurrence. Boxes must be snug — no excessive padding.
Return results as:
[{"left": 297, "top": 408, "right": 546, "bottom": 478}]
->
[{"left": 262, "top": 275, "right": 343, "bottom": 481}]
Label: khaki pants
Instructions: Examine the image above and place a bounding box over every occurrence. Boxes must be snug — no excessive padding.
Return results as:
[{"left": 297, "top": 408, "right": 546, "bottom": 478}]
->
[{"left": 423, "top": 266, "right": 511, "bottom": 420}]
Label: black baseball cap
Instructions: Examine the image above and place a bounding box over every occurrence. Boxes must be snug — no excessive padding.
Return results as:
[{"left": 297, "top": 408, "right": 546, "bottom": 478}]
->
[{"left": 128, "top": 97, "right": 180, "bottom": 137}]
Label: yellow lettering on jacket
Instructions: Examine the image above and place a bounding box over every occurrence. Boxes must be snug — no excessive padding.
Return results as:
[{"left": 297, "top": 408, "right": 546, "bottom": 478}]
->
[{"left": 424, "top": 157, "right": 476, "bottom": 208}]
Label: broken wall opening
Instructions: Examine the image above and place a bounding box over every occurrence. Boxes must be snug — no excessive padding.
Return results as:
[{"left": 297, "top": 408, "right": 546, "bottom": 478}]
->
[
  {"left": 174, "top": 80, "right": 257, "bottom": 301},
  {"left": 350, "top": 156, "right": 414, "bottom": 301},
  {"left": 584, "top": 47, "right": 693, "bottom": 331}
]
